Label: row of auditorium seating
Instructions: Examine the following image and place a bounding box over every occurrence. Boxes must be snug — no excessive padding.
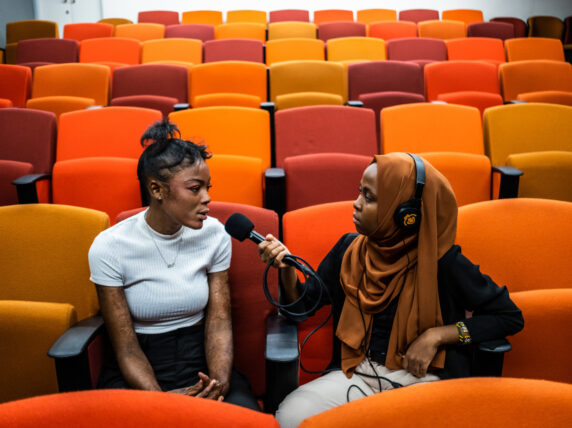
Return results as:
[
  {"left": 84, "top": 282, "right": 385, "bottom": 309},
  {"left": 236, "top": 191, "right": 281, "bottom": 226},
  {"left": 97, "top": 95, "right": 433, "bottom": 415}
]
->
[
  {"left": 2, "top": 102, "right": 571, "bottom": 219},
  {"left": 3, "top": 58, "right": 571, "bottom": 111},
  {"left": 1, "top": 197, "right": 571, "bottom": 405},
  {"left": 7, "top": 35, "right": 569, "bottom": 70}
]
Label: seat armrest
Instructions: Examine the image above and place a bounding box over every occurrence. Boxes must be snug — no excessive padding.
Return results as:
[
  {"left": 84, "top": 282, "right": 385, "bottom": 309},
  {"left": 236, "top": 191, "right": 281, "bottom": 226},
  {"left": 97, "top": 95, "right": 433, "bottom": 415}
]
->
[
  {"left": 264, "top": 313, "right": 299, "bottom": 413},
  {"left": 174, "top": 103, "right": 189, "bottom": 111},
  {"left": 48, "top": 315, "right": 107, "bottom": 392},
  {"left": 472, "top": 338, "right": 511, "bottom": 377},
  {"left": 265, "top": 167, "right": 286, "bottom": 218},
  {"left": 260, "top": 102, "right": 276, "bottom": 167},
  {"left": 346, "top": 100, "right": 363, "bottom": 108},
  {"left": 13, "top": 173, "right": 51, "bottom": 204},
  {"left": 505, "top": 100, "right": 527, "bottom": 104},
  {"left": 493, "top": 166, "right": 523, "bottom": 199}
]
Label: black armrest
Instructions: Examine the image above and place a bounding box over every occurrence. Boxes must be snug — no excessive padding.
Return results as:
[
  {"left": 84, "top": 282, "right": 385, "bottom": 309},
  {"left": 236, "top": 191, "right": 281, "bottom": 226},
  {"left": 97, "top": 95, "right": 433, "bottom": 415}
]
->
[
  {"left": 48, "top": 315, "right": 107, "bottom": 392},
  {"left": 13, "top": 173, "right": 51, "bottom": 204},
  {"left": 472, "top": 338, "right": 511, "bottom": 377},
  {"left": 505, "top": 100, "right": 527, "bottom": 104},
  {"left": 265, "top": 167, "right": 285, "bottom": 218},
  {"left": 346, "top": 100, "right": 363, "bottom": 108},
  {"left": 174, "top": 103, "right": 190, "bottom": 111},
  {"left": 493, "top": 166, "right": 523, "bottom": 199},
  {"left": 264, "top": 313, "right": 299, "bottom": 413},
  {"left": 86, "top": 105, "right": 104, "bottom": 110},
  {"left": 260, "top": 102, "right": 276, "bottom": 167}
]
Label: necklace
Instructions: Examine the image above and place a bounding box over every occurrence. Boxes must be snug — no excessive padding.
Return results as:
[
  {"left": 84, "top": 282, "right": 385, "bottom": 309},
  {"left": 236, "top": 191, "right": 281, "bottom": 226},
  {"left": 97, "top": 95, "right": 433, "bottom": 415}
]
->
[{"left": 144, "top": 216, "right": 183, "bottom": 268}]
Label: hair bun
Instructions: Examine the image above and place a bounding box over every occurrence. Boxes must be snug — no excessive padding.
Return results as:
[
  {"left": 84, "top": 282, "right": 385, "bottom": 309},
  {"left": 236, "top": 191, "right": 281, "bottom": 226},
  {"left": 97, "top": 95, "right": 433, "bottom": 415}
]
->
[{"left": 141, "top": 119, "right": 181, "bottom": 148}]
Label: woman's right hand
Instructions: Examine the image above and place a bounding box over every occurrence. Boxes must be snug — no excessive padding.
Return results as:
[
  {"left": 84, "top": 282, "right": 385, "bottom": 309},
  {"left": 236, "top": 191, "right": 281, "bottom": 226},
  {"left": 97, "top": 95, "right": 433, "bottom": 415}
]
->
[{"left": 258, "top": 234, "right": 291, "bottom": 269}]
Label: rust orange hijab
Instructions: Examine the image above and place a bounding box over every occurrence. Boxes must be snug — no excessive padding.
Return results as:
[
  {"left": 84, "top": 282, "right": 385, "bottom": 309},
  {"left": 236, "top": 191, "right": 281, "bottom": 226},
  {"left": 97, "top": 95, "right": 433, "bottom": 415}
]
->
[{"left": 336, "top": 153, "right": 457, "bottom": 376}]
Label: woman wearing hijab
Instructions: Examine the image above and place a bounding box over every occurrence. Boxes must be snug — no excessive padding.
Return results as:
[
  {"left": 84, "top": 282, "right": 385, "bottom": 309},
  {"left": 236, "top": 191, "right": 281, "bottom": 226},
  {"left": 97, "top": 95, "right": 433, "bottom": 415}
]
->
[{"left": 258, "top": 153, "right": 524, "bottom": 427}]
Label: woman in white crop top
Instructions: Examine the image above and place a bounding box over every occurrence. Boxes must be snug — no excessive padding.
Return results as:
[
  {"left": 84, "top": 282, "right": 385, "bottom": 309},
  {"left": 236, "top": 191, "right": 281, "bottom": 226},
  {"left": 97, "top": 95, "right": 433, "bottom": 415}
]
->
[{"left": 89, "top": 120, "right": 259, "bottom": 410}]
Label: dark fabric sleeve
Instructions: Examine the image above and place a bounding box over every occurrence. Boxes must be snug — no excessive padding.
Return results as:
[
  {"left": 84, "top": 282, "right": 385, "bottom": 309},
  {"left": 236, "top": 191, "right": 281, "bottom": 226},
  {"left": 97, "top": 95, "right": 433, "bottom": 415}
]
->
[
  {"left": 279, "top": 233, "right": 357, "bottom": 322},
  {"left": 438, "top": 245, "right": 524, "bottom": 344}
]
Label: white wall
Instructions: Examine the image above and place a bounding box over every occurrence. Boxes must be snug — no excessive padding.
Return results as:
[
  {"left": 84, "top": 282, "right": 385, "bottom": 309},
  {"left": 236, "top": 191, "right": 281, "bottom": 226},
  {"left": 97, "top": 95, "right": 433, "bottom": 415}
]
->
[{"left": 101, "top": 0, "right": 572, "bottom": 23}]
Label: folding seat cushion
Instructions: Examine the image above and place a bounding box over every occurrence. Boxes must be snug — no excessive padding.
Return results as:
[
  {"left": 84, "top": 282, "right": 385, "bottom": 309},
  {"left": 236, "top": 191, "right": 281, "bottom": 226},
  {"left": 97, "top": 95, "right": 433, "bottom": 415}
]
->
[
  {"left": 164, "top": 24, "right": 215, "bottom": 41},
  {"left": 505, "top": 37, "right": 565, "bottom": 61},
  {"left": 273, "top": 92, "right": 343, "bottom": 110},
  {"left": 269, "top": 9, "right": 310, "bottom": 23},
  {"left": 63, "top": 23, "right": 114, "bottom": 41},
  {"left": 26, "top": 96, "right": 96, "bottom": 119},
  {"left": 516, "top": 90, "right": 572, "bottom": 106},
  {"left": 0, "top": 160, "right": 33, "bottom": 206},
  {"left": 398, "top": 9, "right": 439, "bottom": 23},
  {"left": 110, "top": 95, "right": 178, "bottom": 118},
  {"left": 203, "top": 39, "right": 264, "bottom": 63},
  {"left": 368, "top": 21, "right": 417, "bottom": 40},
  {"left": 317, "top": 22, "right": 366, "bottom": 41},
  {"left": 98, "top": 18, "right": 133, "bottom": 27},
  {"left": 437, "top": 91, "right": 503, "bottom": 117},
  {"left": 138, "top": 10, "right": 180, "bottom": 26}
]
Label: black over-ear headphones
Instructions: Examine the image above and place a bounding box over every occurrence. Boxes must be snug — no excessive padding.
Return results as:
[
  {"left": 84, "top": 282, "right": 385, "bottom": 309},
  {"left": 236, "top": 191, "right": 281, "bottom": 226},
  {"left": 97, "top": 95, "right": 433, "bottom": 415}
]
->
[{"left": 393, "top": 152, "right": 425, "bottom": 232}]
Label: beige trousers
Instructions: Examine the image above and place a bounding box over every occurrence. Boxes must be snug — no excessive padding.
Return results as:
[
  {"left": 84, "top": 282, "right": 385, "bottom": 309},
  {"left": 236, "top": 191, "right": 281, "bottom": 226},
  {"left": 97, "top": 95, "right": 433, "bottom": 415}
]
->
[{"left": 275, "top": 358, "right": 440, "bottom": 428}]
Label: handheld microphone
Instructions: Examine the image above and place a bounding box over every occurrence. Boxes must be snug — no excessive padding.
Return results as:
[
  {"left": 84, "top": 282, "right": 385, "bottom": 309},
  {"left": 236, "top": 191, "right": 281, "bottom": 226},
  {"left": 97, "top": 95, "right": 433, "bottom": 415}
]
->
[{"left": 224, "top": 212, "right": 311, "bottom": 274}]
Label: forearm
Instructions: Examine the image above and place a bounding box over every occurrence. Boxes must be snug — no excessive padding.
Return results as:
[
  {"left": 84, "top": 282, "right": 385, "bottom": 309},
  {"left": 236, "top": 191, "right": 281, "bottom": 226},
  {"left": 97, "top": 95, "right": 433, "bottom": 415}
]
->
[
  {"left": 425, "top": 324, "right": 459, "bottom": 347},
  {"left": 204, "top": 313, "right": 233, "bottom": 393},
  {"left": 280, "top": 266, "right": 300, "bottom": 302},
  {"left": 116, "top": 345, "right": 162, "bottom": 391}
]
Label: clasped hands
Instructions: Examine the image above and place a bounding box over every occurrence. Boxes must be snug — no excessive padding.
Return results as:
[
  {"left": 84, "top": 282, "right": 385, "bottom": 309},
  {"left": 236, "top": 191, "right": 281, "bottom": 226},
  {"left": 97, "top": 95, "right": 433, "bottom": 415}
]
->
[{"left": 169, "top": 372, "right": 228, "bottom": 401}]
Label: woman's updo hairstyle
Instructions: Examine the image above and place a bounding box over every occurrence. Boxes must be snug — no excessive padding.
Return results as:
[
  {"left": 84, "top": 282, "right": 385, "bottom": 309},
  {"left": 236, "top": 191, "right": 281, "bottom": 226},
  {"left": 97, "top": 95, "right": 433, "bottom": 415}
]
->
[{"left": 137, "top": 120, "right": 211, "bottom": 201}]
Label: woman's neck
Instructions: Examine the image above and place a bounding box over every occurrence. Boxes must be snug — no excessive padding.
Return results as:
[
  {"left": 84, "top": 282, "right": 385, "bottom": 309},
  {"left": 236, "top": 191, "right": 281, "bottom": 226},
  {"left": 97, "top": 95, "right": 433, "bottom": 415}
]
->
[{"left": 145, "top": 205, "right": 182, "bottom": 235}]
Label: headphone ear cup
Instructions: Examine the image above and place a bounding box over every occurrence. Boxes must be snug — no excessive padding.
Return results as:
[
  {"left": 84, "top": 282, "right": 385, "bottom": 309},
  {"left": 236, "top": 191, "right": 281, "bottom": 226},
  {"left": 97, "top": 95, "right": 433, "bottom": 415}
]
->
[{"left": 394, "top": 200, "right": 422, "bottom": 231}]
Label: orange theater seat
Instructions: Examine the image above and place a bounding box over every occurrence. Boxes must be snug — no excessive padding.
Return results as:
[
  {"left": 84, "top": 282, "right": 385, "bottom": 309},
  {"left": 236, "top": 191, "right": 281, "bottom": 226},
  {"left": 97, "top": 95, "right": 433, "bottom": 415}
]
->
[{"left": 0, "top": 64, "right": 31, "bottom": 107}]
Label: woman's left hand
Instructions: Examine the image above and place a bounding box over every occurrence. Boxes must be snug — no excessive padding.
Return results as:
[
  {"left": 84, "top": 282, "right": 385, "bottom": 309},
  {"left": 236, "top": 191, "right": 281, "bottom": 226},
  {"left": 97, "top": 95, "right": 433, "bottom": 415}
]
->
[{"left": 401, "top": 328, "right": 441, "bottom": 378}]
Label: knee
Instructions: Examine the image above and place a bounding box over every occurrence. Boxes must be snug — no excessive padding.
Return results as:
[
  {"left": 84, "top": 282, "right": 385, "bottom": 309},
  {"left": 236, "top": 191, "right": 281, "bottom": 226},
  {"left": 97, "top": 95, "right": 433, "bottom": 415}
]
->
[{"left": 275, "top": 389, "right": 323, "bottom": 428}]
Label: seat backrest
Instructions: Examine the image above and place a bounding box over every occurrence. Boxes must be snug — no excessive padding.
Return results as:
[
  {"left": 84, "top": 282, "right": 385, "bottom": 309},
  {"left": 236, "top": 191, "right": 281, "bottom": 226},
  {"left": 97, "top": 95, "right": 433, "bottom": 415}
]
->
[
  {"left": 269, "top": 60, "right": 346, "bottom": 103},
  {"left": 506, "top": 151, "right": 572, "bottom": 201},
  {"left": 52, "top": 157, "right": 142, "bottom": 225},
  {"left": 318, "top": 22, "right": 366, "bottom": 41},
  {"left": 466, "top": 22, "right": 515, "bottom": 40},
  {"left": 282, "top": 201, "right": 355, "bottom": 384},
  {"left": 56, "top": 106, "right": 162, "bottom": 161},
  {"left": 226, "top": 10, "right": 267, "bottom": 25},
  {"left": 483, "top": 103, "right": 572, "bottom": 165},
  {"left": 445, "top": 37, "right": 506, "bottom": 63},
  {"left": 98, "top": 18, "right": 133, "bottom": 27},
  {"left": 141, "top": 38, "right": 203, "bottom": 64},
  {"left": 348, "top": 60, "right": 424, "bottom": 100},
  {"left": 424, "top": 60, "right": 500, "bottom": 101},
  {"left": 275, "top": 105, "right": 377, "bottom": 167},
  {"left": 357, "top": 9, "right": 397, "bottom": 24},
  {"left": 0, "top": 108, "right": 56, "bottom": 173},
  {"left": 115, "top": 23, "right": 165, "bottom": 42},
  {"left": 169, "top": 107, "right": 271, "bottom": 170},
  {"left": 398, "top": 9, "right": 439, "bottom": 23},
  {"left": 382, "top": 103, "right": 484, "bottom": 154},
  {"left": 527, "top": 15, "right": 565, "bottom": 39},
  {"left": 0, "top": 64, "right": 32, "bottom": 107},
  {"left": 298, "top": 377, "right": 572, "bottom": 427},
  {"left": 503, "top": 289, "right": 572, "bottom": 383},
  {"left": 208, "top": 202, "right": 279, "bottom": 398},
  {"left": 32, "top": 63, "right": 110, "bottom": 106},
  {"left": 269, "top": 9, "right": 310, "bottom": 23},
  {"left": 0, "top": 204, "right": 109, "bottom": 320},
  {"left": 0, "top": 160, "right": 33, "bottom": 206},
  {"left": 368, "top": 21, "right": 417, "bottom": 40},
  {"left": 498, "top": 60, "right": 572, "bottom": 102},
  {"left": 138, "top": 10, "right": 180, "bottom": 26},
  {"left": 284, "top": 153, "right": 370, "bottom": 211},
  {"left": 417, "top": 19, "right": 467, "bottom": 40},
  {"left": 491, "top": 17, "right": 527, "bottom": 38},
  {"left": 326, "top": 37, "right": 386, "bottom": 62},
  {"left": 267, "top": 22, "right": 317, "bottom": 40},
  {"left": 265, "top": 39, "right": 325, "bottom": 65},
  {"left": 112, "top": 64, "right": 189, "bottom": 103},
  {"left": 189, "top": 61, "right": 267, "bottom": 106},
  {"left": 214, "top": 23, "right": 266, "bottom": 42},
  {"left": 419, "top": 152, "right": 492, "bottom": 206},
  {"left": 17, "top": 38, "right": 79, "bottom": 64},
  {"left": 206, "top": 155, "right": 264, "bottom": 207},
  {"left": 386, "top": 37, "right": 447, "bottom": 61},
  {"left": 456, "top": 198, "right": 572, "bottom": 292},
  {"left": 79, "top": 37, "right": 142, "bottom": 65},
  {"left": 441, "top": 9, "right": 483, "bottom": 25},
  {"left": 203, "top": 39, "right": 264, "bottom": 63},
  {"left": 63, "top": 23, "right": 114, "bottom": 41},
  {"left": 181, "top": 10, "right": 223, "bottom": 26},
  {"left": 505, "top": 37, "right": 565, "bottom": 61},
  {"left": 164, "top": 24, "right": 215, "bottom": 41},
  {"left": 6, "top": 19, "right": 59, "bottom": 44},
  {"left": 0, "top": 389, "right": 280, "bottom": 427},
  {"left": 313, "top": 9, "right": 354, "bottom": 24}
]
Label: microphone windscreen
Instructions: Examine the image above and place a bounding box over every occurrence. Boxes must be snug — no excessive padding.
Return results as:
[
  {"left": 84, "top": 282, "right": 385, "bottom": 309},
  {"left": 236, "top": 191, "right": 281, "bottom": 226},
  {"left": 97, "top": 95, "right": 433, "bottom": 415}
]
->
[{"left": 224, "top": 213, "right": 254, "bottom": 241}]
